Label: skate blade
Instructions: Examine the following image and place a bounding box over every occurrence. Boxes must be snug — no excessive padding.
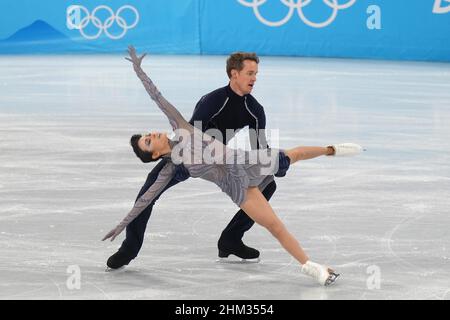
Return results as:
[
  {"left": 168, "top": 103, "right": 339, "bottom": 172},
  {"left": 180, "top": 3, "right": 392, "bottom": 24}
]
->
[
  {"left": 105, "top": 266, "right": 126, "bottom": 272},
  {"left": 216, "top": 255, "right": 260, "bottom": 264},
  {"left": 325, "top": 272, "right": 340, "bottom": 286}
]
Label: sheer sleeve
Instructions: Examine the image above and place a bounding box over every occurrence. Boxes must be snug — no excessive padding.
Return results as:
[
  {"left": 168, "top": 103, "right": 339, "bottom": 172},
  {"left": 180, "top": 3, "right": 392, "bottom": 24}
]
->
[
  {"left": 129, "top": 51, "right": 191, "bottom": 131},
  {"left": 116, "top": 162, "right": 175, "bottom": 230}
]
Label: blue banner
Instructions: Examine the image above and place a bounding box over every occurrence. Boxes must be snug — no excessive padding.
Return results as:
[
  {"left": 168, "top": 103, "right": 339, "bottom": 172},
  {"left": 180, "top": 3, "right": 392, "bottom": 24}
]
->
[{"left": 0, "top": 0, "right": 449, "bottom": 61}]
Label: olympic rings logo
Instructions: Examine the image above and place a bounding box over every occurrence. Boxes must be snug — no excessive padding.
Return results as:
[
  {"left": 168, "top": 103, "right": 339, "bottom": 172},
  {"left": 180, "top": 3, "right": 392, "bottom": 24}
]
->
[
  {"left": 237, "top": 0, "right": 357, "bottom": 28},
  {"left": 433, "top": 0, "right": 450, "bottom": 14},
  {"left": 66, "top": 5, "right": 139, "bottom": 40}
]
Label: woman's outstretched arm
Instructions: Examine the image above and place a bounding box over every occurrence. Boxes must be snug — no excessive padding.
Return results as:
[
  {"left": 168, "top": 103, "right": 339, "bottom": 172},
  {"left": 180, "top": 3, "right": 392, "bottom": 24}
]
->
[
  {"left": 126, "top": 45, "right": 190, "bottom": 131},
  {"left": 102, "top": 163, "right": 175, "bottom": 241}
]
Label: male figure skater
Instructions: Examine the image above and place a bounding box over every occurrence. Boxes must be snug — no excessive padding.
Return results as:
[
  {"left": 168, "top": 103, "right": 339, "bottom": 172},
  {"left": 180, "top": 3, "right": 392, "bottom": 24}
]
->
[
  {"left": 104, "top": 47, "right": 363, "bottom": 285},
  {"left": 107, "top": 51, "right": 286, "bottom": 269}
]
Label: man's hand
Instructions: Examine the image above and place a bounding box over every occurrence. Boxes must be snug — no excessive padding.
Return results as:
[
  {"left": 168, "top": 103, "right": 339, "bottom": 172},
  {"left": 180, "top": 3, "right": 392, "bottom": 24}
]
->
[
  {"left": 102, "top": 225, "right": 125, "bottom": 242},
  {"left": 125, "top": 45, "right": 146, "bottom": 67}
]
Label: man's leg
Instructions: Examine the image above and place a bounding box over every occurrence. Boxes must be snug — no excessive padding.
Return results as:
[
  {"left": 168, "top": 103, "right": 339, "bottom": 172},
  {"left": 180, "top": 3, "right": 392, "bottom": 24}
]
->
[
  {"left": 217, "top": 180, "right": 277, "bottom": 260},
  {"left": 107, "top": 159, "right": 180, "bottom": 269}
]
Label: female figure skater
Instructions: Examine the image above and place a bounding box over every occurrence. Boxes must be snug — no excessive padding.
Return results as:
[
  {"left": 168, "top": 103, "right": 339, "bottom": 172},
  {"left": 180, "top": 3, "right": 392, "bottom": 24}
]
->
[{"left": 102, "top": 46, "right": 362, "bottom": 286}]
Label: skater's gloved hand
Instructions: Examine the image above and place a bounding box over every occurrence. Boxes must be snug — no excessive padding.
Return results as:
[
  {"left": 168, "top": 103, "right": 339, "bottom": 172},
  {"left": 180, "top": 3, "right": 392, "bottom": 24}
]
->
[
  {"left": 174, "top": 164, "right": 190, "bottom": 182},
  {"left": 102, "top": 224, "right": 125, "bottom": 242}
]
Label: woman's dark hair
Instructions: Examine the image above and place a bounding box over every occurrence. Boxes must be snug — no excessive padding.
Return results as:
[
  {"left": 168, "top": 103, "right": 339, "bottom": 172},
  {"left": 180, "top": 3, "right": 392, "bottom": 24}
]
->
[{"left": 130, "top": 134, "right": 160, "bottom": 163}]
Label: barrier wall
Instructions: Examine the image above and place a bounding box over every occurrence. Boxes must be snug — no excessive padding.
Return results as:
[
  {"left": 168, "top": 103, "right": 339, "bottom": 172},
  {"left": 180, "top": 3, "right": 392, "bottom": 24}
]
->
[{"left": 0, "top": 0, "right": 449, "bottom": 61}]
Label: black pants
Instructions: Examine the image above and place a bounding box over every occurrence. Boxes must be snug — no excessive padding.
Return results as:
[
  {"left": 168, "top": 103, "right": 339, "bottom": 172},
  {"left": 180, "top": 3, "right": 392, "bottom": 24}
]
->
[{"left": 119, "top": 159, "right": 277, "bottom": 258}]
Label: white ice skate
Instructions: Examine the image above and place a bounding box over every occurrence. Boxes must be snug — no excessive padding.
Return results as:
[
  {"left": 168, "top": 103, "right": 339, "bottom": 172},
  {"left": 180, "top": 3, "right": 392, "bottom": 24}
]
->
[
  {"left": 328, "top": 143, "right": 363, "bottom": 157},
  {"left": 301, "top": 261, "right": 340, "bottom": 286}
]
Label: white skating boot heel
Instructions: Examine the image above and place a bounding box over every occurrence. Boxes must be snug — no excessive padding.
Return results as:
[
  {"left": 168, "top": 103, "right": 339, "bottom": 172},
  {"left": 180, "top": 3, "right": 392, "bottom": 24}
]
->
[
  {"left": 328, "top": 143, "right": 363, "bottom": 157},
  {"left": 301, "top": 261, "right": 340, "bottom": 286}
]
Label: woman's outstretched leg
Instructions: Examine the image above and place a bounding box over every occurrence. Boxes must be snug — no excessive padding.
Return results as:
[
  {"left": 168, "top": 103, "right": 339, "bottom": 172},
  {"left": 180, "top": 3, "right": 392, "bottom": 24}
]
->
[
  {"left": 240, "top": 187, "right": 309, "bottom": 264},
  {"left": 284, "top": 143, "right": 363, "bottom": 164},
  {"left": 240, "top": 187, "right": 339, "bottom": 285},
  {"left": 284, "top": 146, "right": 334, "bottom": 164}
]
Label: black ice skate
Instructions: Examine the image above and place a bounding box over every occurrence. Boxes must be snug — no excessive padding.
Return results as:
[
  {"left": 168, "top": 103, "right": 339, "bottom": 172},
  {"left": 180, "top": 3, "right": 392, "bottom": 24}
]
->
[{"left": 217, "top": 241, "right": 260, "bottom": 263}]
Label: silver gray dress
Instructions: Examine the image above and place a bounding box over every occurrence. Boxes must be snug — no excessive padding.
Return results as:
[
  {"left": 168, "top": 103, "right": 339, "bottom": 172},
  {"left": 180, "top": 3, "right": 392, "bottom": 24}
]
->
[{"left": 117, "top": 60, "right": 279, "bottom": 230}]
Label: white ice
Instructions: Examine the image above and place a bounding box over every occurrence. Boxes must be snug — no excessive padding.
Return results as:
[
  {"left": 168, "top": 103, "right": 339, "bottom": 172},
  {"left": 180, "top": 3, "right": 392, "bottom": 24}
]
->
[{"left": 0, "top": 54, "right": 449, "bottom": 300}]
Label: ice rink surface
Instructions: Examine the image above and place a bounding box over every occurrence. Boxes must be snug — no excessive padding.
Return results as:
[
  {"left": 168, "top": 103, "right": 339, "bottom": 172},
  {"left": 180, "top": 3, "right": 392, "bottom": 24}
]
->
[{"left": 0, "top": 54, "right": 449, "bottom": 300}]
